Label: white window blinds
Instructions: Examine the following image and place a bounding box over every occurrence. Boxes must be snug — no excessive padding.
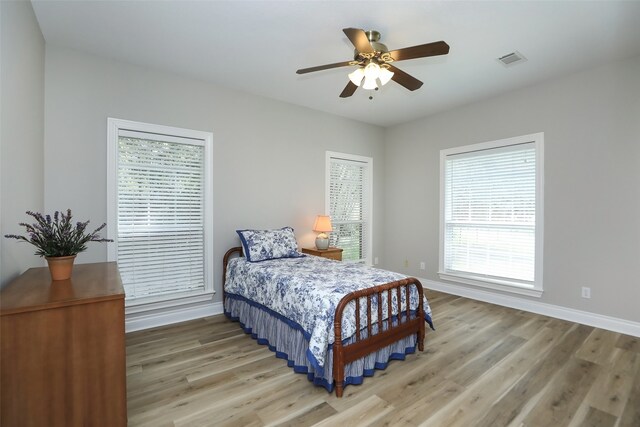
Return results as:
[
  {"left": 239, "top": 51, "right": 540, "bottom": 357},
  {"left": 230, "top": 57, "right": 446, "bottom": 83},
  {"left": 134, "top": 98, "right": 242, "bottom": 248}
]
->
[
  {"left": 117, "top": 130, "right": 206, "bottom": 300},
  {"left": 327, "top": 154, "right": 371, "bottom": 263},
  {"left": 443, "top": 142, "right": 537, "bottom": 285}
]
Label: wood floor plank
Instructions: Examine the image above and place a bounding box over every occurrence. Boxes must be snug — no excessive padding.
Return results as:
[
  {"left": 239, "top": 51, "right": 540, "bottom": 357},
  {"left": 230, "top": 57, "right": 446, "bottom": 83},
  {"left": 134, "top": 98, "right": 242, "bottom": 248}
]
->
[
  {"left": 127, "top": 339, "right": 203, "bottom": 367},
  {"left": 184, "top": 347, "right": 274, "bottom": 382},
  {"left": 125, "top": 318, "right": 211, "bottom": 344},
  {"left": 584, "top": 348, "right": 639, "bottom": 417},
  {"left": 127, "top": 364, "right": 143, "bottom": 376},
  {"left": 174, "top": 376, "right": 311, "bottom": 427},
  {"left": 580, "top": 406, "right": 618, "bottom": 427},
  {"left": 131, "top": 371, "right": 298, "bottom": 426},
  {"left": 313, "top": 395, "right": 394, "bottom": 427},
  {"left": 505, "top": 386, "right": 547, "bottom": 427},
  {"left": 124, "top": 292, "right": 638, "bottom": 426},
  {"left": 445, "top": 334, "right": 526, "bottom": 387},
  {"left": 128, "top": 370, "right": 232, "bottom": 412},
  {"left": 618, "top": 356, "right": 640, "bottom": 427},
  {"left": 545, "top": 317, "right": 576, "bottom": 333},
  {"left": 376, "top": 379, "right": 463, "bottom": 426},
  {"left": 521, "top": 358, "right": 601, "bottom": 426},
  {"left": 576, "top": 328, "right": 620, "bottom": 365},
  {"left": 616, "top": 334, "right": 640, "bottom": 353},
  {"left": 126, "top": 320, "right": 240, "bottom": 354},
  {"left": 422, "top": 289, "right": 456, "bottom": 305},
  {"left": 511, "top": 316, "right": 550, "bottom": 339},
  {"left": 272, "top": 402, "right": 338, "bottom": 427},
  {"left": 135, "top": 336, "right": 260, "bottom": 378},
  {"left": 207, "top": 411, "right": 263, "bottom": 427}
]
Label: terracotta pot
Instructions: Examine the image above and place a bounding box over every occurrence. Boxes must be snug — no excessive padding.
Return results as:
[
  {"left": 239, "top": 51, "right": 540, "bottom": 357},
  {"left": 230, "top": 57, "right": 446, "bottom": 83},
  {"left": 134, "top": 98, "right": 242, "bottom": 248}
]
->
[{"left": 45, "top": 255, "right": 77, "bottom": 281}]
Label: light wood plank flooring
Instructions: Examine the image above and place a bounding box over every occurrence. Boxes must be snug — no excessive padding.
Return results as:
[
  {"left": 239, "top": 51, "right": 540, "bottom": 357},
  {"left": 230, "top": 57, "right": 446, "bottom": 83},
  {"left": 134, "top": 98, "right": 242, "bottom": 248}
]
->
[{"left": 126, "top": 290, "right": 640, "bottom": 426}]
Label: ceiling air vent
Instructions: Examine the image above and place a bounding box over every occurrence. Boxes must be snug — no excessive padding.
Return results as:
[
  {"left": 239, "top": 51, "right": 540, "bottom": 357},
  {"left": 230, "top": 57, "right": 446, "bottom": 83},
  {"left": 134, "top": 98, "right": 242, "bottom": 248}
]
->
[{"left": 497, "top": 51, "right": 527, "bottom": 67}]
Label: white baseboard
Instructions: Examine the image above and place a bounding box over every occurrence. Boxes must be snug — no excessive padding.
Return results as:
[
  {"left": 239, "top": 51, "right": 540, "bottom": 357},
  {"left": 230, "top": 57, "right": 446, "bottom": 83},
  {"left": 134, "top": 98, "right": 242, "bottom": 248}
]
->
[
  {"left": 421, "top": 277, "right": 640, "bottom": 338},
  {"left": 125, "top": 301, "right": 224, "bottom": 333}
]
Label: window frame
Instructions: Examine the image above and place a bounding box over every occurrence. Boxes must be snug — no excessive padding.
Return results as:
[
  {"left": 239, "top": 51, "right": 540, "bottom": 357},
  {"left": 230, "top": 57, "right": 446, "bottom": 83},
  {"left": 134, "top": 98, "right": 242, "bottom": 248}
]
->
[
  {"left": 438, "top": 133, "right": 544, "bottom": 297},
  {"left": 107, "top": 118, "right": 214, "bottom": 311},
  {"left": 325, "top": 151, "right": 373, "bottom": 265}
]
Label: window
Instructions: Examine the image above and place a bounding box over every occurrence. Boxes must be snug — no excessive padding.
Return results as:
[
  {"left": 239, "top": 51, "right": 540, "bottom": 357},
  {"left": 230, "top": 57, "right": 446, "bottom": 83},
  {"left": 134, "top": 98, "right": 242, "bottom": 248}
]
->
[
  {"left": 439, "top": 133, "right": 544, "bottom": 297},
  {"left": 326, "top": 151, "right": 372, "bottom": 264},
  {"left": 107, "top": 119, "right": 213, "bottom": 308}
]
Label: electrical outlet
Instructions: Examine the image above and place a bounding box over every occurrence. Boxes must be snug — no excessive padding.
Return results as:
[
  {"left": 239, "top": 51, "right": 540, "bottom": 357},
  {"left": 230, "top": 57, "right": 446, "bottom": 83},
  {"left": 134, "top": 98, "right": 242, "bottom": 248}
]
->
[
  {"left": 404, "top": 259, "right": 409, "bottom": 268},
  {"left": 581, "top": 287, "right": 591, "bottom": 299},
  {"left": 420, "top": 262, "right": 426, "bottom": 270},
  {"left": 374, "top": 257, "right": 379, "bottom": 265}
]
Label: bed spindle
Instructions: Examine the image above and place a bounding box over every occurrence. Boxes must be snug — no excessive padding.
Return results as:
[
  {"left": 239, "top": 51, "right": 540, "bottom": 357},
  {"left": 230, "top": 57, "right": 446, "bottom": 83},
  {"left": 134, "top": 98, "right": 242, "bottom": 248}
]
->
[
  {"left": 377, "top": 292, "right": 383, "bottom": 333},
  {"left": 366, "top": 295, "right": 372, "bottom": 338},
  {"left": 396, "top": 287, "right": 402, "bottom": 323},
  {"left": 355, "top": 299, "right": 361, "bottom": 341},
  {"left": 387, "top": 289, "right": 392, "bottom": 329},
  {"left": 405, "top": 285, "right": 410, "bottom": 321}
]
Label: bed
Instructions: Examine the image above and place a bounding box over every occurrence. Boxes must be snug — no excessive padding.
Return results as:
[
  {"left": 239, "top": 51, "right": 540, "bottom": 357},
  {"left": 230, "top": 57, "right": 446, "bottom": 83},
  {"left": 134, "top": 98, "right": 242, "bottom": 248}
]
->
[{"left": 222, "top": 229, "right": 433, "bottom": 397}]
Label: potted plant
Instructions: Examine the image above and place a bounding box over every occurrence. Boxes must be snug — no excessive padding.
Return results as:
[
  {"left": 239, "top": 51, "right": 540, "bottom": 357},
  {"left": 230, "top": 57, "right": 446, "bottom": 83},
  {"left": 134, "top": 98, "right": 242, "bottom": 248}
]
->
[{"left": 5, "top": 209, "right": 112, "bottom": 281}]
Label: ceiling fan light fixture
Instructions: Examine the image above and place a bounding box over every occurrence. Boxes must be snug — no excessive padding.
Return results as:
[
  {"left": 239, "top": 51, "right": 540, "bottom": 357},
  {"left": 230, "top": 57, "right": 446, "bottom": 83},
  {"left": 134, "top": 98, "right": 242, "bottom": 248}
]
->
[
  {"left": 348, "top": 68, "right": 365, "bottom": 86},
  {"left": 298, "top": 28, "right": 449, "bottom": 98},
  {"left": 378, "top": 67, "right": 394, "bottom": 86}
]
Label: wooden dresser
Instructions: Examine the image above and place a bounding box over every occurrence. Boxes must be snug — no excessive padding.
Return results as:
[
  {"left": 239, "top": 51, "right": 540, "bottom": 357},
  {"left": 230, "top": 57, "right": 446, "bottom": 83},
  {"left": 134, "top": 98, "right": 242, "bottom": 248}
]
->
[
  {"left": 0, "top": 262, "right": 127, "bottom": 427},
  {"left": 302, "top": 247, "right": 343, "bottom": 261}
]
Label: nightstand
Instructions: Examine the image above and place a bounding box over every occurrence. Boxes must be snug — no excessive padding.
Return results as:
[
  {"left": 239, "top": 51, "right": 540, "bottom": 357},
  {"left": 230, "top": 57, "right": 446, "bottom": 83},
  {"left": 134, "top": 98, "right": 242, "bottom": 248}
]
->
[{"left": 302, "top": 247, "right": 343, "bottom": 261}]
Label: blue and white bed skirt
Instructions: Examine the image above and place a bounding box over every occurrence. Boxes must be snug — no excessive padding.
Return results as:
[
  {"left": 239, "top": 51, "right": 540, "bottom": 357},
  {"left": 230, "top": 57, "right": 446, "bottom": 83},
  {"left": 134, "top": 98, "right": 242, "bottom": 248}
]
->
[{"left": 224, "top": 294, "right": 418, "bottom": 393}]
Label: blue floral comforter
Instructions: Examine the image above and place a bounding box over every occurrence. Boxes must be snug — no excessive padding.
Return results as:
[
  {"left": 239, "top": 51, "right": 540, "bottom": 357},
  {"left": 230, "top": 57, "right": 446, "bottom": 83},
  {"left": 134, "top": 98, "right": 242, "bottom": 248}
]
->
[{"left": 225, "top": 254, "right": 433, "bottom": 370}]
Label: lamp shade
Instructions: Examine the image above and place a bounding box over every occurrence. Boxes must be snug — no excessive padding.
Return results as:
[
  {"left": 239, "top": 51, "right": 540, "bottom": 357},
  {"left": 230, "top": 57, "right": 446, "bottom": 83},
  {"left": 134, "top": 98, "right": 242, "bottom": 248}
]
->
[{"left": 313, "top": 215, "right": 333, "bottom": 233}]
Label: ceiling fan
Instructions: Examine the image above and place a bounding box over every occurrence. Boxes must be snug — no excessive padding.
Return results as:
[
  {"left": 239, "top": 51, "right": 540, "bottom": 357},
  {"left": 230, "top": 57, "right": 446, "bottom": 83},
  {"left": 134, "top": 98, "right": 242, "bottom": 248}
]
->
[{"left": 296, "top": 28, "right": 450, "bottom": 98}]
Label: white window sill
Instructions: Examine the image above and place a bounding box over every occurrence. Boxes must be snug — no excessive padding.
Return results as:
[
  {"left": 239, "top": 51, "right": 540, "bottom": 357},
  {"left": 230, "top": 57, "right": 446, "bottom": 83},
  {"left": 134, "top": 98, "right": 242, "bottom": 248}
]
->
[
  {"left": 125, "top": 291, "right": 216, "bottom": 315},
  {"left": 438, "top": 272, "right": 543, "bottom": 298}
]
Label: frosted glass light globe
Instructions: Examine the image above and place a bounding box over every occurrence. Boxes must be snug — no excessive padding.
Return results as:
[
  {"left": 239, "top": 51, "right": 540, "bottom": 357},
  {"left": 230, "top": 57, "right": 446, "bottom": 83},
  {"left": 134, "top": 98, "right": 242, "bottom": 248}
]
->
[
  {"left": 348, "top": 68, "right": 365, "bottom": 86},
  {"left": 362, "top": 76, "right": 378, "bottom": 90},
  {"left": 379, "top": 67, "right": 394, "bottom": 86},
  {"left": 363, "top": 62, "right": 381, "bottom": 79}
]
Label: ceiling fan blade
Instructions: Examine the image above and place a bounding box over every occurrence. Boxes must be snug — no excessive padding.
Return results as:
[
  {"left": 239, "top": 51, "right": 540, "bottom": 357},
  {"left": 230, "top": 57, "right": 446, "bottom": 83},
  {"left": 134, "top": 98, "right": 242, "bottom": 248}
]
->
[
  {"left": 343, "top": 28, "right": 374, "bottom": 53},
  {"left": 339, "top": 81, "right": 358, "bottom": 98},
  {"left": 388, "top": 41, "right": 450, "bottom": 62},
  {"left": 297, "top": 61, "right": 353, "bottom": 74},
  {"left": 387, "top": 65, "right": 423, "bottom": 91}
]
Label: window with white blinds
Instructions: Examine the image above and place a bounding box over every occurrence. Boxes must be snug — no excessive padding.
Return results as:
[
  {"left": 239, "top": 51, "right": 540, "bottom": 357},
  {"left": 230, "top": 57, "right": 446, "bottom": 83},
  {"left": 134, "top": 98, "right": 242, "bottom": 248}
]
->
[
  {"left": 439, "top": 133, "right": 544, "bottom": 296},
  {"left": 326, "top": 152, "right": 372, "bottom": 264},
  {"left": 107, "top": 119, "right": 213, "bottom": 306}
]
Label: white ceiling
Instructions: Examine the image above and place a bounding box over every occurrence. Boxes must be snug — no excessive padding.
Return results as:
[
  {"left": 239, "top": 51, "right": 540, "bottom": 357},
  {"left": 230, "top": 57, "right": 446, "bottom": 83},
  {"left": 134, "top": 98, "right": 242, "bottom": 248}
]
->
[{"left": 32, "top": 1, "right": 640, "bottom": 127}]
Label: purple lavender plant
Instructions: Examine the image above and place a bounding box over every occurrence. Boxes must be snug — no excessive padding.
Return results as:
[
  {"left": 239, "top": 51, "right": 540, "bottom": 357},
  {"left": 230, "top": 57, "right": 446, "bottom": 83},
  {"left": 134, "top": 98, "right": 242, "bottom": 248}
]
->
[{"left": 4, "top": 209, "right": 112, "bottom": 257}]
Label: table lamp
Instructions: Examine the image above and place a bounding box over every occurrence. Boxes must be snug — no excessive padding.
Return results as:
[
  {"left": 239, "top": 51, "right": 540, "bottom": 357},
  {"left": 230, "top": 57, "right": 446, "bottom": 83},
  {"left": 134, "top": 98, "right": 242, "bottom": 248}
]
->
[{"left": 313, "top": 215, "right": 332, "bottom": 250}]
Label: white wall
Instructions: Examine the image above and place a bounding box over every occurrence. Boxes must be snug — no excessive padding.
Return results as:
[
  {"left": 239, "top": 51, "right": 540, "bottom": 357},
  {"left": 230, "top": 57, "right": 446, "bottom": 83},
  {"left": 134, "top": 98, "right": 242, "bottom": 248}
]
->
[
  {"left": 0, "top": 0, "right": 45, "bottom": 287},
  {"left": 11, "top": 19, "right": 639, "bottom": 328},
  {"left": 383, "top": 55, "right": 640, "bottom": 323},
  {"left": 43, "top": 46, "right": 386, "bottom": 302}
]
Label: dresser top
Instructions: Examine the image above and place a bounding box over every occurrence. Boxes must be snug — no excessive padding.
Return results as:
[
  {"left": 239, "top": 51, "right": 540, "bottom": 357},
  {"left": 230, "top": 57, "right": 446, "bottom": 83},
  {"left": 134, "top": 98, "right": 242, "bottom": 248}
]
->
[{"left": 1, "top": 262, "right": 125, "bottom": 315}]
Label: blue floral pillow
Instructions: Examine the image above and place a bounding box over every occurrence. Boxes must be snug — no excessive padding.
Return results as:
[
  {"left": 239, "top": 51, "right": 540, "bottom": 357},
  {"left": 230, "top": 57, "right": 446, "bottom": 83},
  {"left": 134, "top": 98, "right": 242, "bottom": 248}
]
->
[{"left": 236, "top": 227, "right": 303, "bottom": 262}]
